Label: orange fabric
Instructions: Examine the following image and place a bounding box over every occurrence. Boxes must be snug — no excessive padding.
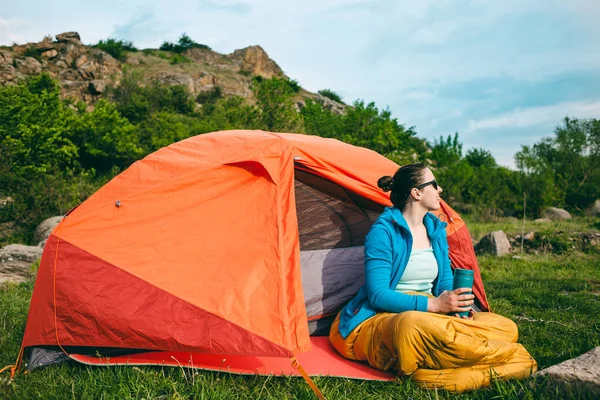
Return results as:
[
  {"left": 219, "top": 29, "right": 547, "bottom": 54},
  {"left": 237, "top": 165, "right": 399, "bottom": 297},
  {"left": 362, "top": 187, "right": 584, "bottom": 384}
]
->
[
  {"left": 23, "top": 236, "right": 292, "bottom": 356},
  {"left": 329, "top": 311, "right": 537, "bottom": 392},
  {"left": 41, "top": 134, "right": 308, "bottom": 355},
  {"left": 432, "top": 202, "right": 490, "bottom": 311}
]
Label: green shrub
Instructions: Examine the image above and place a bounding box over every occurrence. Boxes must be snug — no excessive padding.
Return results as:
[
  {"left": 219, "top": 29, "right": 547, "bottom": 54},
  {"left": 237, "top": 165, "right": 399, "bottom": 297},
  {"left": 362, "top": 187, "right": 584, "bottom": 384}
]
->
[
  {"left": 71, "top": 99, "right": 142, "bottom": 172},
  {"left": 93, "top": 38, "right": 138, "bottom": 62},
  {"left": 159, "top": 33, "right": 211, "bottom": 54},
  {"left": 251, "top": 76, "right": 303, "bottom": 132},
  {"left": 0, "top": 74, "right": 79, "bottom": 178},
  {"left": 22, "top": 46, "right": 40, "bottom": 61},
  {"left": 318, "top": 89, "right": 344, "bottom": 104},
  {"left": 138, "top": 112, "right": 216, "bottom": 153},
  {"left": 168, "top": 54, "right": 191, "bottom": 65},
  {"left": 109, "top": 67, "right": 196, "bottom": 123},
  {"left": 286, "top": 78, "right": 301, "bottom": 93},
  {"left": 196, "top": 86, "right": 222, "bottom": 104},
  {"left": 203, "top": 96, "right": 261, "bottom": 131}
]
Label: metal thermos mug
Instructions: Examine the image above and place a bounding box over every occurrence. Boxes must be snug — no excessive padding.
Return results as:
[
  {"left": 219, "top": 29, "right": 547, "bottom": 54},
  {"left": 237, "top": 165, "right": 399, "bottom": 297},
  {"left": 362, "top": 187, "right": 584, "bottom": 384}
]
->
[{"left": 452, "top": 268, "right": 474, "bottom": 318}]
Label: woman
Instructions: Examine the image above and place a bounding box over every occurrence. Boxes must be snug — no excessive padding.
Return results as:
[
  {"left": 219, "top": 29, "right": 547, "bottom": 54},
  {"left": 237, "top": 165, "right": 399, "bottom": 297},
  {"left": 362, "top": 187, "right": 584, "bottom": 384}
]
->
[{"left": 329, "top": 164, "right": 537, "bottom": 391}]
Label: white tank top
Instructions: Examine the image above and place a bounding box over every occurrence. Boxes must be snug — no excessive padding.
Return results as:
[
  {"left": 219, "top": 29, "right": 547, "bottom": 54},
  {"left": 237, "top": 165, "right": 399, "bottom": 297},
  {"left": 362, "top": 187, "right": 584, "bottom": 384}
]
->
[{"left": 395, "top": 247, "right": 438, "bottom": 295}]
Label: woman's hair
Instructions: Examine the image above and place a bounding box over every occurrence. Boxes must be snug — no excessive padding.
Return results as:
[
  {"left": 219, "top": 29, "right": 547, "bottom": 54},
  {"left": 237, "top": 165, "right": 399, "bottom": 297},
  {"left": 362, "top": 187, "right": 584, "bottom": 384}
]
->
[{"left": 377, "top": 163, "right": 428, "bottom": 210}]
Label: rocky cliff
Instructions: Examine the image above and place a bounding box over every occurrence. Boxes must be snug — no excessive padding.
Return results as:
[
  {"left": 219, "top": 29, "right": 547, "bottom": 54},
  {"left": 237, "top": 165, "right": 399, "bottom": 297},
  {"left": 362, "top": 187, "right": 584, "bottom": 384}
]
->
[{"left": 0, "top": 31, "right": 345, "bottom": 113}]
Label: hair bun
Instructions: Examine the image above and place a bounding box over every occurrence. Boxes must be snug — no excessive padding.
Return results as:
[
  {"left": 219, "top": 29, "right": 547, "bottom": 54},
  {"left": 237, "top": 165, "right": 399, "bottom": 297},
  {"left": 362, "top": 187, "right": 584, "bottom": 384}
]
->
[{"left": 377, "top": 176, "right": 394, "bottom": 192}]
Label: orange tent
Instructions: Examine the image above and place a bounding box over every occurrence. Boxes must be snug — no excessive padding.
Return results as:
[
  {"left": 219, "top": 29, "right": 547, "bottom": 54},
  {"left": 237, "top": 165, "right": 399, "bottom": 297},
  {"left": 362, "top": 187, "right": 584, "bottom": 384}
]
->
[{"left": 20, "top": 130, "right": 489, "bottom": 380}]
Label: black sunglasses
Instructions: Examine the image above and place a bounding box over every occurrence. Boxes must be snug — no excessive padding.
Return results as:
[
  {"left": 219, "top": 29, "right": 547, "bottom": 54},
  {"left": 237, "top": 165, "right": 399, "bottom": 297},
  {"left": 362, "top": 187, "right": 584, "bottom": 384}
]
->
[{"left": 414, "top": 179, "right": 438, "bottom": 190}]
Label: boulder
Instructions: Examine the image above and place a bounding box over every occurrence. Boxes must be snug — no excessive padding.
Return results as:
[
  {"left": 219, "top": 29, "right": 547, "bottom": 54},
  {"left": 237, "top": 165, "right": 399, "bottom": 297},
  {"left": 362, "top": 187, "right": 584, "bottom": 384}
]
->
[
  {"left": 34, "top": 41, "right": 55, "bottom": 52},
  {"left": 41, "top": 49, "right": 58, "bottom": 59},
  {"left": 474, "top": 230, "right": 511, "bottom": 256},
  {"left": 587, "top": 200, "right": 600, "bottom": 217},
  {"left": 55, "top": 31, "right": 82, "bottom": 45},
  {"left": 0, "top": 244, "right": 43, "bottom": 283},
  {"left": 543, "top": 207, "right": 572, "bottom": 221},
  {"left": 533, "top": 346, "right": 600, "bottom": 396},
  {"left": 33, "top": 216, "right": 63, "bottom": 246}
]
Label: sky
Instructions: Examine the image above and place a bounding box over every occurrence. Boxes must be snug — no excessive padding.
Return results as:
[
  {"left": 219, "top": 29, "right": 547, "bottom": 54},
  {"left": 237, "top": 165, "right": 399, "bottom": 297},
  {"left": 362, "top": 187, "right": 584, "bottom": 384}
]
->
[{"left": 2, "top": 0, "right": 599, "bottom": 168}]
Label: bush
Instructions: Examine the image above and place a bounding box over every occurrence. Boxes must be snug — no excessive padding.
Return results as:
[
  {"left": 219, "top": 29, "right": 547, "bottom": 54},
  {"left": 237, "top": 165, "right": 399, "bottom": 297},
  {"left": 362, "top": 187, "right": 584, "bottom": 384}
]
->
[
  {"left": 170, "top": 54, "right": 191, "bottom": 65},
  {"left": 71, "top": 99, "right": 142, "bottom": 172},
  {"left": 203, "top": 96, "right": 261, "bottom": 130},
  {"left": 94, "top": 38, "right": 137, "bottom": 62},
  {"left": 22, "top": 46, "right": 41, "bottom": 61},
  {"left": 138, "top": 112, "right": 216, "bottom": 153},
  {"left": 159, "top": 33, "right": 211, "bottom": 54},
  {"left": 318, "top": 89, "right": 344, "bottom": 104},
  {"left": 196, "top": 86, "right": 222, "bottom": 105},
  {"left": 0, "top": 74, "right": 79, "bottom": 178},
  {"left": 110, "top": 67, "right": 196, "bottom": 123},
  {"left": 252, "top": 76, "right": 303, "bottom": 132},
  {"left": 286, "top": 78, "right": 301, "bottom": 93}
]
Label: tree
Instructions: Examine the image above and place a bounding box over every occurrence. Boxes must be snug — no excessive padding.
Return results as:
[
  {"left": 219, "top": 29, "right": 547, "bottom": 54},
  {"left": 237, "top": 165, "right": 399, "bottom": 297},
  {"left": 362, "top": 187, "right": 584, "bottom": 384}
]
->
[
  {"left": 159, "top": 33, "right": 211, "bottom": 53},
  {"left": 110, "top": 67, "right": 196, "bottom": 123},
  {"left": 0, "top": 75, "right": 98, "bottom": 230},
  {"left": 0, "top": 74, "right": 78, "bottom": 179},
  {"left": 516, "top": 117, "right": 600, "bottom": 212},
  {"left": 71, "top": 100, "right": 142, "bottom": 172},
  {"left": 430, "top": 133, "right": 462, "bottom": 168},
  {"left": 252, "top": 77, "right": 303, "bottom": 132},
  {"left": 300, "top": 99, "right": 343, "bottom": 139},
  {"left": 465, "top": 148, "right": 496, "bottom": 168}
]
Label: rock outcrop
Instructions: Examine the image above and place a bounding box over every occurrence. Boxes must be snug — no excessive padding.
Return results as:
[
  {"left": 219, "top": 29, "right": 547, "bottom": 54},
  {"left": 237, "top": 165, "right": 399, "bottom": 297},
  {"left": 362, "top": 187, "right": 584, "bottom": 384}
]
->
[
  {"left": 533, "top": 346, "right": 600, "bottom": 396},
  {"left": 1, "top": 33, "right": 122, "bottom": 105},
  {"left": 231, "top": 45, "right": 283, "bottom": 78},
  {"left": 0, "top": 32, "right": 347, "bottom": 114}
]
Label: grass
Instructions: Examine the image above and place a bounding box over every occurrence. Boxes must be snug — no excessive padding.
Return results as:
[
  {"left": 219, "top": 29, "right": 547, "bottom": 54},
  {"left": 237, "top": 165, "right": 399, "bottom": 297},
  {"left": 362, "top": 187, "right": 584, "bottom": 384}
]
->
[
  {"left": 1, "top": 222, "right": 599, "bottom": 399},
  {"left": 463, "top": 215, "right": 599, "bottom": 241}
]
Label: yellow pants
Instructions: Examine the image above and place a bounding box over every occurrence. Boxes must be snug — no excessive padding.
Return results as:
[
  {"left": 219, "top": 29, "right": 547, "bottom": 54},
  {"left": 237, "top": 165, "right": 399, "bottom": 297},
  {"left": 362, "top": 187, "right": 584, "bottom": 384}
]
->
[{"left": 330, "top": 310, "right": 537, "bottom": 392}]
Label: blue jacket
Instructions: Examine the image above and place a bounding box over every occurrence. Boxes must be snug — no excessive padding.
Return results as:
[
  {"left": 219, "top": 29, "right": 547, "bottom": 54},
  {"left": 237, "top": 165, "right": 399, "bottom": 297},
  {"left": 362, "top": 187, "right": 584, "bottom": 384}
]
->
[{"left": 338, "top": 207, "right": 453, "bottom": 338}]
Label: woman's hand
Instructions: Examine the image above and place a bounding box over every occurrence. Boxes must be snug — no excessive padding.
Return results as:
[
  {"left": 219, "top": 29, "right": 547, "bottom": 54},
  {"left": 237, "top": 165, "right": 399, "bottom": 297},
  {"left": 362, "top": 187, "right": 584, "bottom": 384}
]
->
[
  {"left": 453, "top": 307, "right": 476, "bottom": 320},
  {"left": 427, "top": 288, "right": 474, "bottom": 315}
]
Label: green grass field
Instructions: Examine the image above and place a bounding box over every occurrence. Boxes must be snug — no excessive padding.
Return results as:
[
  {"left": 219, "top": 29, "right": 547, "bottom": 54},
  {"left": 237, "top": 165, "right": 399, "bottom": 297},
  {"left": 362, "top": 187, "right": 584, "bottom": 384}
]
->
[{"left": 1, "top": 219, "right": 599, "bottom": 399}]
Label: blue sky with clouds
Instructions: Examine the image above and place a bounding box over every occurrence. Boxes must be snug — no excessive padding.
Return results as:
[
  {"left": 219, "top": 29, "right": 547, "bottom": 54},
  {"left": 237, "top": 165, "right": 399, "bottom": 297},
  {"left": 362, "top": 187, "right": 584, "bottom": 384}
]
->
[{"left": 2, "top": 0, "right": 599, "bottom": 167}]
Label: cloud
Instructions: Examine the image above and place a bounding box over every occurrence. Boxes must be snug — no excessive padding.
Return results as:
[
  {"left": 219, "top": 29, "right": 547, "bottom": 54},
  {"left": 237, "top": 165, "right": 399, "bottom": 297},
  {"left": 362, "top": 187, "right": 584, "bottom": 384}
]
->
[
  {"left": 0, "top": 18, "right": 32, "bottom": 44},
  {"left": 466, "top": 101, "right": 600, "bottom": 132}
]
